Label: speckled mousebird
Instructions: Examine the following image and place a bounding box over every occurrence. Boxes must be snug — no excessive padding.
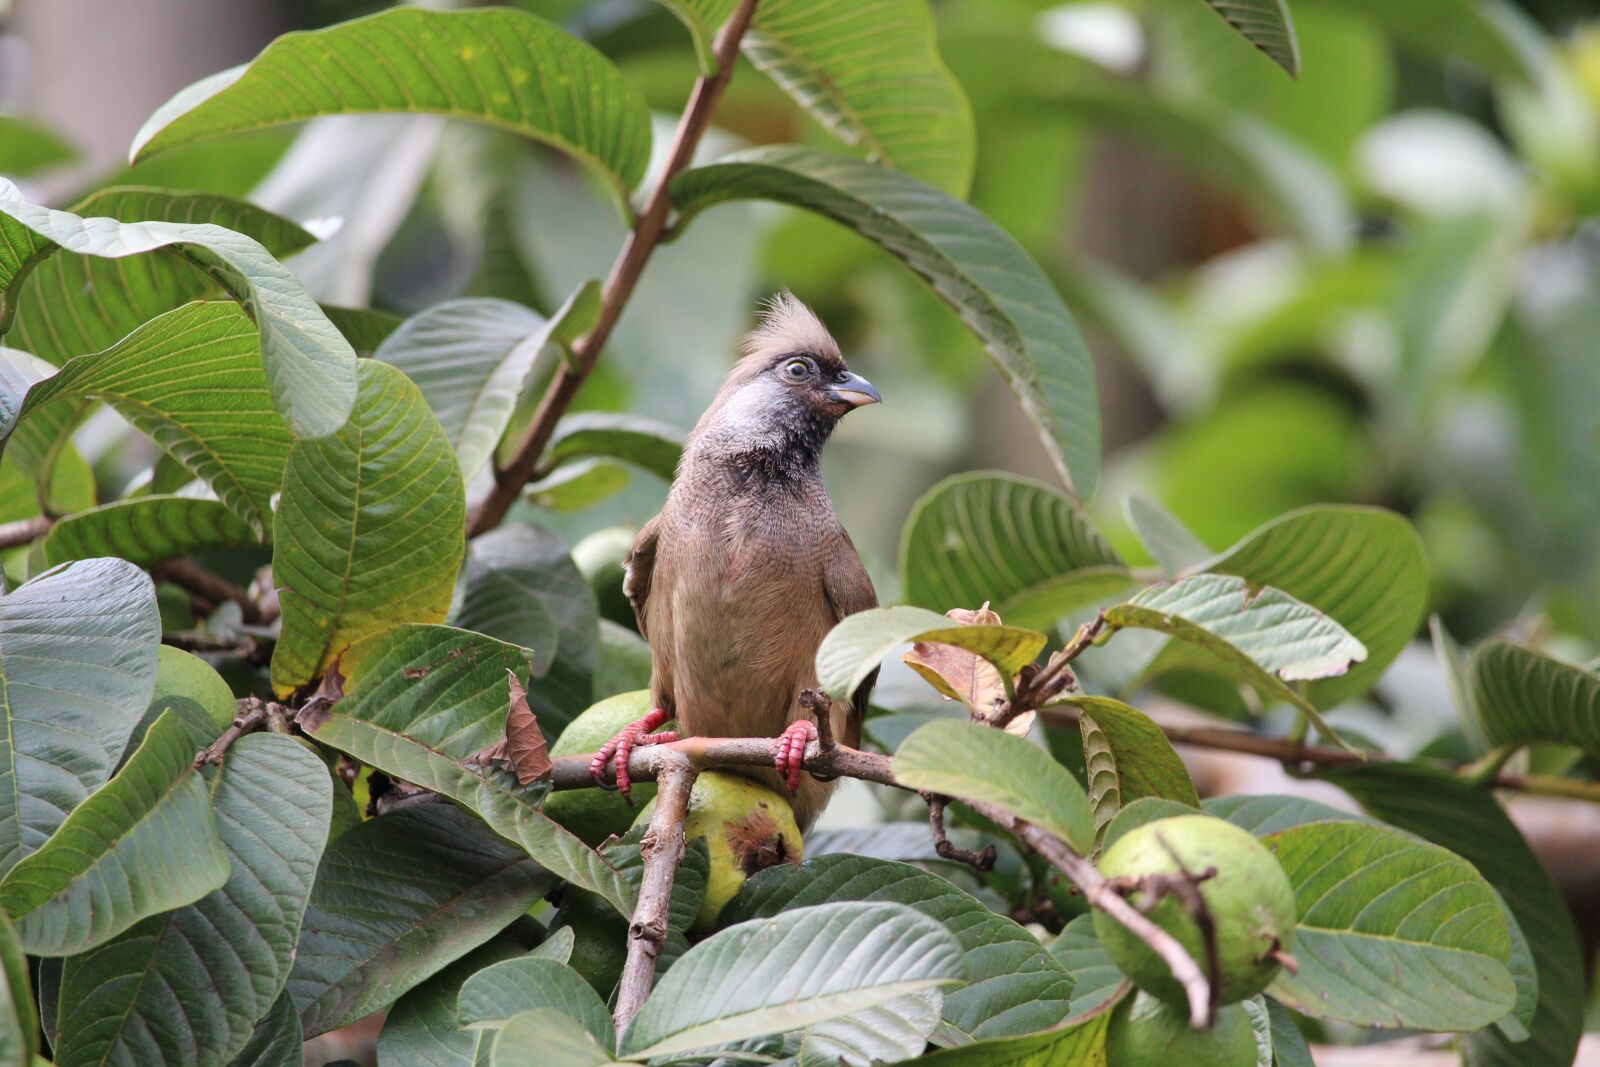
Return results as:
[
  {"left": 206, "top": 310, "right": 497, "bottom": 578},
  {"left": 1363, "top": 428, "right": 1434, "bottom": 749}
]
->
[{"left": 589, "top": 293, "right": 881, "bottom": 830}]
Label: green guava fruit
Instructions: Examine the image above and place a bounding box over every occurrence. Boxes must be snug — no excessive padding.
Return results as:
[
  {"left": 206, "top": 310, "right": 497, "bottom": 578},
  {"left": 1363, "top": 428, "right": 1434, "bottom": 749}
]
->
[
  {"left": 573, "top": 526, "right": 637, "bottom": 628},
  {"left": 542, "top": 691, "right": 660, "bottom": 845},
  {"left": 1093, "top": 814, "right": 1295, "bottom": 1005},
  {"left": 654, "top": 771, "right": 803, "bottom": 932},
  {"left": 1104, "top": 991, "right": 1257, "bottom": 1067}
]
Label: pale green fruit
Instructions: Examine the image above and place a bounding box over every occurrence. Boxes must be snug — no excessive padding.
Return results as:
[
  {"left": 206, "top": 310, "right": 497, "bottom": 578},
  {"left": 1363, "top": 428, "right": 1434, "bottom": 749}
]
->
[
  {"left": 670, "top": 771, "right": 803, "bottom": 933},
  {"left": 1094, "top": 814, "right": 1295, "bottom": 1006},
  {"left": 542, "top": 691, "right": 659, "bottom": 845},
  {"left": 1104, "top": 992, "right": 1256, "bottom": 1067}
]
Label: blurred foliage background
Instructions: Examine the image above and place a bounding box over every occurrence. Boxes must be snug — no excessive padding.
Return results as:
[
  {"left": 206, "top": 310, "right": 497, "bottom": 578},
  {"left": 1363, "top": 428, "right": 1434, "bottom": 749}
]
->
[{"left": 7, "top": 0, "right": 1600, "bottom": 852}]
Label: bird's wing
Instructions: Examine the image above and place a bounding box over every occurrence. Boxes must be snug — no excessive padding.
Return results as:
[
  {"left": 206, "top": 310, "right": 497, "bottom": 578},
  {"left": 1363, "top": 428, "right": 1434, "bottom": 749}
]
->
[
  {"left": 822, "top": 526, "right": 879, "bottom": 748},
  {"left": 624, "top": 514, "right": 661, "bottom": 641}
]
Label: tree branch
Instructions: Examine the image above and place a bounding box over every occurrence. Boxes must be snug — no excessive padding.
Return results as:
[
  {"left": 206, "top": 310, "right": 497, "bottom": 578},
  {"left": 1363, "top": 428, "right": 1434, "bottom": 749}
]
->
[
  {"left": 549, "top": 736, "right": 1214, "bottom": 1028},
  {"left": 0, "top": 516, "right": 51, "bottom": 550},
  {"left": 466, "top": 0, "right": 761, "bottom": 537},
  {"left": 153, "top": 559, "right": 263, "bottom": 624},
  {"left": 1038, "top": 705, "right": 1600, "bottom": 803},
  {"left": 613, "top": 753, "right": 698, "bottom": 1034}
]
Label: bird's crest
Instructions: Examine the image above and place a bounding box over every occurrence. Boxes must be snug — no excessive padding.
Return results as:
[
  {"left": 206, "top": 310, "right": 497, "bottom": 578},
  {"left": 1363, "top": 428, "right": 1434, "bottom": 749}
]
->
[{"left": 740, "top": 291, "right": 841, "bottom": 366}]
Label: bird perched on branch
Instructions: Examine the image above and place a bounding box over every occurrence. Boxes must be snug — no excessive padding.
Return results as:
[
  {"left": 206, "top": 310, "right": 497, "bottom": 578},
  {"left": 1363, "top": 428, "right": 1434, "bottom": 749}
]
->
[{"left": 590, "top": 292, "right": 881, "bottom": 829}]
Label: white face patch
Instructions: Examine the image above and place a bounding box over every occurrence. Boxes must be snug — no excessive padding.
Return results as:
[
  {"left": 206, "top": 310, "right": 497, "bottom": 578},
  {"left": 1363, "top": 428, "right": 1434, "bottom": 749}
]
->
[{"left": 701, "top": 375, "right": 792, "bottom": 450}]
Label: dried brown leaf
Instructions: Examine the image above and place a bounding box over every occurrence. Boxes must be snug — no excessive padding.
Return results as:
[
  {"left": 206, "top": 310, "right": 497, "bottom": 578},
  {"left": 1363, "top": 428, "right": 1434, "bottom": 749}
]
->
[
  {"left": 902, "top": 604, "right": 1014, "bottom": 723},
  {"left": 506, "top": 670, "right": 552, "bottom": 785}
]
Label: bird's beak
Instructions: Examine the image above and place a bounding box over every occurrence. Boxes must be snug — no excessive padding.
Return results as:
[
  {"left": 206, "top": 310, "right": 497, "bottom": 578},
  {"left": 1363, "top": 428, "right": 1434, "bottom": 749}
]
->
[{"left": 826, "top": 371, "right": 881, "bottom": 408}]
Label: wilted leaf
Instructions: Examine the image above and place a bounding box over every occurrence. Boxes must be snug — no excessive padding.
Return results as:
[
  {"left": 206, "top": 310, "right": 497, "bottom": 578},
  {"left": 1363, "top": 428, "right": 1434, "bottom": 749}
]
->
[
  {"left": 505, "top": 672, "right": 553, "bottom": 785},
  {"left": 818, "top": 605, "right": 1046, "bottom": 706},
  {"left": 902, "top": 604, "right": 1014, "bottom": 725}
]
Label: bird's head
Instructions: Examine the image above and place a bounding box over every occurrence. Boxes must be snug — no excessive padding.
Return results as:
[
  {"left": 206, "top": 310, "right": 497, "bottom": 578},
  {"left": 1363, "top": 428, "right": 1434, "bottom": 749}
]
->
[{"left": 692, "top": 293, "right": 880, "bottom": 464}]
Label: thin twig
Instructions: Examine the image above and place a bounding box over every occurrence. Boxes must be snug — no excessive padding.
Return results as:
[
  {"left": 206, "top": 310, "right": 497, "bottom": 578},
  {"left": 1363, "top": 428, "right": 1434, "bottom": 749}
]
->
[
  {"left": 0, "top": 516, "right": 51, "bottom": 550},
  {"left": 1015, "top": 611, "right": 1105, "bottom": 709},
  {"left": 467, "top": 0, "right": 761, "bottom": 537},
  {"left": 194, "top": 697, "right": 277, "bottom": 766},
  {"left": 924, "top": 793, "right": 996, "bottom": 871},
  {"left": 613, "top": 754, "right": 698, "bottom": 1033},
  {"left": 1039, "top": 706, "right": 1600, "bottom": 803},
  {"left": 154, "top": 559, "right": 263, "bottom": 624}
]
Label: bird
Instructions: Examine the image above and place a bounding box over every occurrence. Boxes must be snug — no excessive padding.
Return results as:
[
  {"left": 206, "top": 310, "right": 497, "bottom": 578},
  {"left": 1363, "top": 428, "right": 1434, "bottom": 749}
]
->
[{"left": 589, "top": 292, "right": 881, "bottom": 830}]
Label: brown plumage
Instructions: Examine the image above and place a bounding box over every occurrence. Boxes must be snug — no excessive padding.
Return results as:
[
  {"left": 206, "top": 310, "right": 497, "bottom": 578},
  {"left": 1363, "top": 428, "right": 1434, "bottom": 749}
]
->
[{"left": 614, "top": 293, "right": 880, "bottom": 829}]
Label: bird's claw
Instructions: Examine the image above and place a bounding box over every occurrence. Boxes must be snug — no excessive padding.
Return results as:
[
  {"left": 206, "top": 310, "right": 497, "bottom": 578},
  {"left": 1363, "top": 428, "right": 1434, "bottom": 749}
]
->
[
  {"left": 589, "top": 708, "right": 677, "bottom": 799},
  {"left": 770, "top": 719, "right": 819, "bottom": 796}
]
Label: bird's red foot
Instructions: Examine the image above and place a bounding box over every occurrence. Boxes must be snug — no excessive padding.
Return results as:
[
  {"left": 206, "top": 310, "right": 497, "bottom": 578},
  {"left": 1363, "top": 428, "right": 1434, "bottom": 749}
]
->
[
  {"left": 589, "top": 708, "right": 678, "bottom": 798},
  {"left": 770, "top": 719, "right": 818, "bottom": 795}
]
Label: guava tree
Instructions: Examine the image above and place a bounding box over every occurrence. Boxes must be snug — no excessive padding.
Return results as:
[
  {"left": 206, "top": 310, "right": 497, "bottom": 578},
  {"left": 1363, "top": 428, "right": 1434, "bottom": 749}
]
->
[{"left": 0, "top": 1, "right": 1589, "bottom": 1065}]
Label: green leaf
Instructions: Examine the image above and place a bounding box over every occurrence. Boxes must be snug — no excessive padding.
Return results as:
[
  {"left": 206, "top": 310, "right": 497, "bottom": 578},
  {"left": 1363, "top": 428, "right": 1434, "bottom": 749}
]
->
[
  {"left": 799, "top": 991, "right": 941, "bottom": 1067},
  {"left": 271, "top": 360, "right": 466, "bottom": 694},
  {"left": 1201, "top": 0, "right": 1300, "bottom": 76},
  {"left": 55, "top": 735, "right": 332, "bottom": 1067},
  {"left": 340, "top": 623, "right": 537, "bottom": 758},
  {"left": 376, "top": 285, "right": 600, "bottom": 482},
  {"left": 1067, "top": 696, "right": 1198, "bottom": 842},
  {"left": 377, "top": 940, "right": 525, "bottom": 1067},
  {"left": 287, "top": 804, "right": 554, "bottom": 1038},
  {"left": 124, "top": 645, "right": 238, "bottom": 762},
  {"left": 1053, "top": 85, "right": 1351, "bottom": 250},
  {"left": 457, "top": 957, "right": 613, "bottom": 1046},
  {"left": 1328, "top": 764, "right": 1583, "bottom": 1067},
  {"left": 1123, "top": 494, "right": 1212, "bottom": 578},
  {"left": 4, "top": 187, "right": 313, "bottom": 371},
  {"left": 723, "top": 854, "right": 1073, "bottom": 1040},
  {"left": 0, "top": 912, "right": 35, "bottom": 1064},
  {"left": 1319, "top": 0, "right": 1536, "bottom": 83},
  {"left": 653, "top": 0, "right": 974, "bottom": 195},
  {"left": 1469, "top": 639, "right": 1600, "bottom": 753},
  {"left": 899, "top": 473, "right": 1130, "bottom": 629},
  {"left": 1204, "top": 793, "right": 1368, "bottom": 836},
  {"left": 527, "top": 459, "right": 631, "bottom": 512},
  {"left": 0, "top": 711, "right": 229, "bottom": 956},
  {"left": 301, "top": 712, "right": 632, "bottom": 916},
  {"left": 1262, "top": 819, "right": 1517, "bottom": 1031},
  {"left": 620, "top": 900, "right": 965, "bottom": 1058},
  {"left": 545, "top": 413, "right": 683, "bottom": 483},
  {"left": 42, "top": 495, "right": 261, "bottom": 568},
  {"left": 4, "top": 302, "right": 292, "bottom": 535},
  {"left": 456, "top": 524, "right": 600, "bottom": 738},
  {"left": 0, "top": 557, "right": 160, "bottom": 874},
  {"left": 0, "top": 116, "right": 77, "bottom": 177},
  {"left": 325, "top": 304, "right": 404, "bottom": 356},
  {"left": 674, "top": 147, "right": 1100, "bottom": 500},
  {"left": 910, "top": 1007, "right": 1109, "bottom": 1066},
  {"left": 893, "top": 719, "right": 1094, "bottom": 854},
  {"left": 227, "top": 995, "right": 303, "bottom": 1067},
  {"left": 0, "top": 181, "right": 354, "bottom": 437},
  {"left": 1265, "top": 999, "right": 1314, "bottom": 1067},
  {"left": 1182, "top": 506, "right": 1428, "bottom": 708},
  {"left": 132, "top": 8, "right": 653, "bottom": 202},
  {"left": 1107, "top": 573, "right": 1365, "bottom": 742},
  {"left": 491, "top": 1008, "right": 627, "bottom": 1067},
  {"left": 1047, "top": 915, "right": 1125, "bottom": 1019},
  {"left": 817, "top": 605, "right": 1046, "bottom": 704}
]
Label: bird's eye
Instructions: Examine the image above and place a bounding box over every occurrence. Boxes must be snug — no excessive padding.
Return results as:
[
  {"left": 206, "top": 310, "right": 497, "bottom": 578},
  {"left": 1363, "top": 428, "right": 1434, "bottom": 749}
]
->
[{"left": 782, "top": 359, "right": 811, "bottom": 381}]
